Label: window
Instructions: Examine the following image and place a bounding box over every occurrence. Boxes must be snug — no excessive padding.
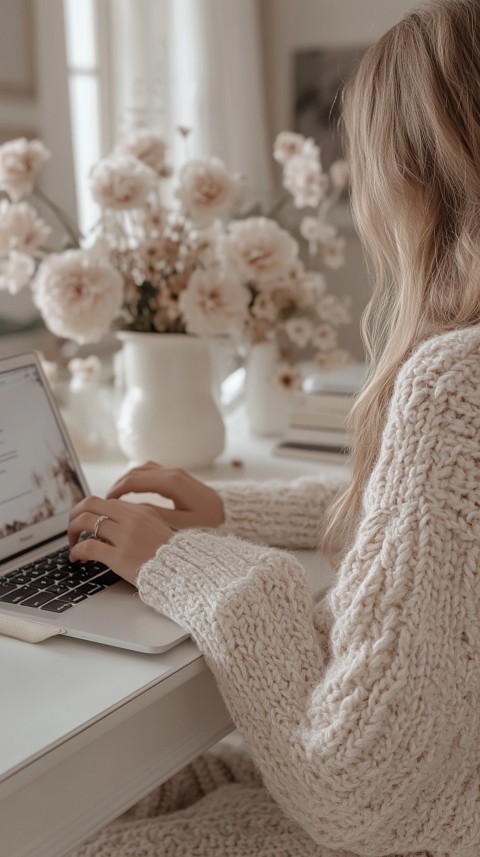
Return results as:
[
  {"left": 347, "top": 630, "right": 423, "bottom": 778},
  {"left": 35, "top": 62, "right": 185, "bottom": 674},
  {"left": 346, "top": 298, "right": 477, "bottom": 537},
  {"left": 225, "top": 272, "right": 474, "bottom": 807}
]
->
[{"left": 63, "top": 0, "right": 108, "bottom": 232}]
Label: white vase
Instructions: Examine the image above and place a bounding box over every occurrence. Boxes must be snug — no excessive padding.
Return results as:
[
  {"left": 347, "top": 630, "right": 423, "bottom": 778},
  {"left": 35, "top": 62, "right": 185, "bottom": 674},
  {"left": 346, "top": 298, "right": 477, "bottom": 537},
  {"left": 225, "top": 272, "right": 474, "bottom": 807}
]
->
[
  {"left": 244, "top": 342, "right": 291, "bottom": 437},
  {"left": 116, "top": 332, "right": 225, "bottom": 468}
]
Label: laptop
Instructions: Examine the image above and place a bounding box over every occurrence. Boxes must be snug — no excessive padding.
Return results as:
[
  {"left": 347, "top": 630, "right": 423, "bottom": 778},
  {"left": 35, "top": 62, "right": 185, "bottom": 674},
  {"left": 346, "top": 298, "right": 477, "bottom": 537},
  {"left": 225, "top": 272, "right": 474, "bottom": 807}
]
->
[{"left": 0, "top": 351, "right": 188, "bottom": 653}]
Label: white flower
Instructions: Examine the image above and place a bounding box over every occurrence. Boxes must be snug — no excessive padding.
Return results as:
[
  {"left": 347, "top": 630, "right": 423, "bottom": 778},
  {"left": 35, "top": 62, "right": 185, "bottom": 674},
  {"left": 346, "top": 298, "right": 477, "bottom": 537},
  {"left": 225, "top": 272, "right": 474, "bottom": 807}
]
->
[
  {"left": 273, "top": 131, "right": 306, "bottom": 165},
  {"left": 0, "top": 200, "right": 50, "bottom": 254},
  {"left": 225, "top": 217, "right": 298, "bottom": 283},
  {"left": 297, "top": 271, "right": 327, "bottom": 307},
  {"left": 301, "top": 137, "right": 322, "bottom": 165},
  {"left": 68, "top": 355, "right": 102, "bottom": 383},
  {"left": 0, "top": 138, "right": 50, "bottom": 201},
  {"left": 311, "top": 323, "right": 338, "bottom": 351},
  {"left": 300, "top": 215, "right": 337, "bottom": 245},
  {"left": 264, "top": 259, "right": 306, "bottom": 298},
  {"left": 136, "top": 237, "right": 170, "bottom": 270},
  {"left": 317, "top": 294, "right": 352, "bottom": 325},
  {"left": 284, "top": 317, "right": 314, "bottom": 349},
  {"left": 115, "top": 129, "right": 168, "bottom": 174},
  {"left": 89, "top": 155, "right": 157, "bottom": 210},
  {"left": 322, "top": 235, "right": 346, "bottom": 269},
  {"left": 284, "top": 155, "right": 328, "bottom": 209},
  {"left": 179, "top": 267, "right": 249, "bottom": 337},
  {"left": 300, "top": 216, "right": 322, "bottom": 243},
  {"left": 329, "top": 159, "right": 350, "bottom": 190},
  {"left": 270, "top": 363, "right": 303, "bottom": 392},
  {"left": 0, "top": 251, "right": 35, "bottom": 294},
  {"left": 176, "top": 158, "right": 241, "bottom": 227},
  {"left": 32, "top": 249, "right": 123, "bottom": 343}
]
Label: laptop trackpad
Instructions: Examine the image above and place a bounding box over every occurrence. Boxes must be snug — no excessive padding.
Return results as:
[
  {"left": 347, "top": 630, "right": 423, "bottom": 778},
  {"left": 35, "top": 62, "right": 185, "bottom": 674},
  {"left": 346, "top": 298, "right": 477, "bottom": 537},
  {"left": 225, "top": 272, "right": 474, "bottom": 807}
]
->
[{"left": 63, "top": 581, "right": 189, "bottom": 653}]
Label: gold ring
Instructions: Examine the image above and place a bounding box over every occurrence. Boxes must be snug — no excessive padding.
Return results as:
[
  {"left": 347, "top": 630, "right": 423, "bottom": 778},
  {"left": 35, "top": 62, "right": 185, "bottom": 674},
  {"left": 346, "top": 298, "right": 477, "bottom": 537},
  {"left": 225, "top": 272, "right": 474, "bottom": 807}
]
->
[{"left": 93, "top": 514, "right": 110, "bottom": 540}]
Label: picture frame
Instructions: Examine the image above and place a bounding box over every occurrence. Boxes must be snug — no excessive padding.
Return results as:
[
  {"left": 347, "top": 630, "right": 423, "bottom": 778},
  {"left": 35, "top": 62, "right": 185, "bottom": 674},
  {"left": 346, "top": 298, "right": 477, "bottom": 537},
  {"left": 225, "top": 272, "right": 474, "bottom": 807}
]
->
[
  {"left": 0, "top": 0, "right": 36, "bottom": 98},
  {"left": 294, "top": 46, "right": 368, "bottom": 168}
]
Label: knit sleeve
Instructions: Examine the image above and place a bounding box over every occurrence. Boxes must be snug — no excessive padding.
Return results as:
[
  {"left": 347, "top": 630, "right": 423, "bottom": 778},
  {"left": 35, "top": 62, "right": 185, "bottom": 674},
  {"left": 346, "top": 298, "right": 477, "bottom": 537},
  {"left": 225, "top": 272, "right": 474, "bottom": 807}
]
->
[
  {"left": 137, "top": 329, "right": 480, "bottom": 856},
  {"left": 208, "top": 472, "right": 348, "bottom": 549}
]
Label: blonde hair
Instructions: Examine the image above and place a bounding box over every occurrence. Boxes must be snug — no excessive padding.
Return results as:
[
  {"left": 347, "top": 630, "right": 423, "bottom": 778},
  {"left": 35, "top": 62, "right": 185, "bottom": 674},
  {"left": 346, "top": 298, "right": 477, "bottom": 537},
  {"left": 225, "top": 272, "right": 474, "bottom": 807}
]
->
[{"left": 323, "top": 0, "right": 480, "bottom": 556}]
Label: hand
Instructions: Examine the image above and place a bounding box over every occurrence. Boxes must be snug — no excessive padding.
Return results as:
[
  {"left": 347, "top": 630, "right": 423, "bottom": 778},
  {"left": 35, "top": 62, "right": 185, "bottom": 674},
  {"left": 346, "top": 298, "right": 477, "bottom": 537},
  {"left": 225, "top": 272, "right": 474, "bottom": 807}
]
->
[
  {"left": 106, "top": 462, "right": 225, "bottom": 531},
  {"left": 68, "top": 495, "right": 174, "bottom": 585}
]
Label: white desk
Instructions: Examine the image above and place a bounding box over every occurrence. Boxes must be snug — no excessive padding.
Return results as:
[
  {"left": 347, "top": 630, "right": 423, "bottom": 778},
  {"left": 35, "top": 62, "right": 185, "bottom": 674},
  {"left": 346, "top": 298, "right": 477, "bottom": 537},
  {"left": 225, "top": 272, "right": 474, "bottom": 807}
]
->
[{"left": 0, "top": 408, "right": 338, "bottom": 857}]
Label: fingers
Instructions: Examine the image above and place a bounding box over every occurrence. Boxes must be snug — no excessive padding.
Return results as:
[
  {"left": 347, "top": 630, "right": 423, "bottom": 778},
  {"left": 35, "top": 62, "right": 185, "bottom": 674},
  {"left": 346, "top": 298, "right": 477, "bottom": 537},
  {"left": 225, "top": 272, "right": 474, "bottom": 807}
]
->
[
  {"left": 69, "top": 496, "right": 124, "bottom": 524},
  {"left": 67, "top": 494, "right": 174, "bottom": 585},
  {"left": 107, "top": 470, "right": 171, "bottom": 500},
  {"left": 108, "top": 461, "right": 160, "bottom": 493},
  {"left": 69, "top": 536, "right": 114, "bottom": 567},
  {"left": 107, "top": 468, "right": 195, "bottom": 509},
  {"left": 68, "top": 496, "right": 136, "bottom": 548},
  {"left": 68, "top": 510, "right": 120, "bottom": 548}
]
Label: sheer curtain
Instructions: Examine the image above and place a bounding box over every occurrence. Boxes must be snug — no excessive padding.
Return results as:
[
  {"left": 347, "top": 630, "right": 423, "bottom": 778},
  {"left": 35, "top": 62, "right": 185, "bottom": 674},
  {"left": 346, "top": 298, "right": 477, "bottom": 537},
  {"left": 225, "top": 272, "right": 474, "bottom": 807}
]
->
[{"left": 106, "top": 0, "right": 273, "bottom": 196}]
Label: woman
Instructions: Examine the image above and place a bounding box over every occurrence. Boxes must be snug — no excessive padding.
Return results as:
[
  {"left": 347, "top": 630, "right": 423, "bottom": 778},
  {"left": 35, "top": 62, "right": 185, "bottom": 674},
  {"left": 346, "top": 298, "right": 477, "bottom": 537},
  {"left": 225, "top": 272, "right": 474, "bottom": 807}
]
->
[{"left": 69, "top": 1, "right": 480, "bottom": 855}]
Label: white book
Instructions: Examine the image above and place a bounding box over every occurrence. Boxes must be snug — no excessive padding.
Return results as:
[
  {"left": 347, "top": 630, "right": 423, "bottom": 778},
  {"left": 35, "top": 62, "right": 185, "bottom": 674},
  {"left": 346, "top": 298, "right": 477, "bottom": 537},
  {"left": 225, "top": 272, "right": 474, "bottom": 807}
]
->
[
  {"left": 303, "top": 362, "right": 366, "bottom": 394},
  {"left": 274, "top": 443, "right": 348, "bottom": 465},
  {"left": 289, "top": 409, "right": 348, "bottom": 431},
  {"left": 292, "top": 390, "right": 354, "bottom": 417},
  {"left": 283, "top": 425, "right": 349, "bottom": 448},
  {"left": 292, "top": 362, "right": 365, "bottom": 418}
]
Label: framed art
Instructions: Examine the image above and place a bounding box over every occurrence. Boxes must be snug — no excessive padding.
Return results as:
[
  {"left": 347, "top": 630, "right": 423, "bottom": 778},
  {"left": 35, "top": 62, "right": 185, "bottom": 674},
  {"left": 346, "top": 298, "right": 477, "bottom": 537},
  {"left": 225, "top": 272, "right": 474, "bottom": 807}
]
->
[
  {"left": 0, "top": 0, "right": 36, "bottom": 98},
  {"left": 294, "top": 46, "right": 367, "bottom": 168}
]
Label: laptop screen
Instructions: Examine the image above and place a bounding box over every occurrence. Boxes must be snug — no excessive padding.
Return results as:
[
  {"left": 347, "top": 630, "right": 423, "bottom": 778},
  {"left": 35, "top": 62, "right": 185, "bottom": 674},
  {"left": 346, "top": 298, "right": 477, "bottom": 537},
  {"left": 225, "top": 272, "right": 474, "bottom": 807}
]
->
[{"left": 0, "top": 361, "right": 85, "bottom": 563}]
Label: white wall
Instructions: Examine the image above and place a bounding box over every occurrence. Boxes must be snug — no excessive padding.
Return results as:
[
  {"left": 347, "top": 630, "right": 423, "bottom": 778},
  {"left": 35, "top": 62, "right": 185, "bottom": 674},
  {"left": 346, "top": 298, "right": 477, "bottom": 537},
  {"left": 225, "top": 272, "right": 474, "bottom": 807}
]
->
[
  {"left": 259, "top": 0, "right": 417, "bottom": 360},
  {"left": 260, "top": 0, "right": 417, "bottom": 136}
]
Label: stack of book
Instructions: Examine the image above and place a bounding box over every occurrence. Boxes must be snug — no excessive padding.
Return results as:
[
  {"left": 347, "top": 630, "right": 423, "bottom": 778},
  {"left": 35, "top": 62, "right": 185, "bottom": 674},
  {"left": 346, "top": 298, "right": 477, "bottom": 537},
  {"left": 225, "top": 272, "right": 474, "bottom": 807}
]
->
[{"left": 274, "top": 363, "right": 365, "bottom": 464}]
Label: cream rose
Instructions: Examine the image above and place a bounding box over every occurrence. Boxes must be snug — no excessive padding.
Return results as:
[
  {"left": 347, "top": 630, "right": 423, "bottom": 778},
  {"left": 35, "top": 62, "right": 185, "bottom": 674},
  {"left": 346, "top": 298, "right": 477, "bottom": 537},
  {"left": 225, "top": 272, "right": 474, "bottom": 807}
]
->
[
  {"left": 285, "top": 317, "right": 314, "bottom": 349},
  {"left": 116, "top": 129, "right": 168, "bottom": 175},
  {"left": 32, "top": 249, "right": 123, "bottom": 343},
  {"left": 225, "top": 217, "right": 298, "bottom": 283},
  {"left": 0, "top": 138, "right": 50, "bottom": 201},
  {"left": 0, "top": 251, "right": 35, "bottom": 294},
  {"left": 273, "top": 131, "right": 306, "bottom": 165},
  {"left": 179, "top": 267, "right": 249, "bottom": 336},
  {"left": 0, "top": 200, "right": 50, "bottom": 254},
  {"left": 176, "top": 158, "right": 241, "bottom": 227},
  {"left": 284, "top": 155, "right": 328, "bottom": 209},
  {"left": 89, "top": 155, "right": 157, "bottom": 210}
]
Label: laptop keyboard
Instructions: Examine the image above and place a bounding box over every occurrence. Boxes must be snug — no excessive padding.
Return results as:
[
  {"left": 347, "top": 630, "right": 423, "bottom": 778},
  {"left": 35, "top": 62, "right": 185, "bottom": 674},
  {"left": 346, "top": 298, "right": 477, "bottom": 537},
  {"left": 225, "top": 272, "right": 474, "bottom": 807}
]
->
[{"left": 0, "top": 546, "right": 121, "bottom": 614}]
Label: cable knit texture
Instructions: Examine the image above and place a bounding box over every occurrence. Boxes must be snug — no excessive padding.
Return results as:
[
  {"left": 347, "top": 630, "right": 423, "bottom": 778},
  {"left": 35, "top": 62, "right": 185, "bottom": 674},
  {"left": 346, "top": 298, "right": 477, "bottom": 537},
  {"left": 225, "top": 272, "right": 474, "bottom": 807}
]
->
[
  {"left": 211, "top": 472, "right": 349, "bottom": 549},
  {"left": 71, "top": 326, "right": 480, "bottom": 857}
]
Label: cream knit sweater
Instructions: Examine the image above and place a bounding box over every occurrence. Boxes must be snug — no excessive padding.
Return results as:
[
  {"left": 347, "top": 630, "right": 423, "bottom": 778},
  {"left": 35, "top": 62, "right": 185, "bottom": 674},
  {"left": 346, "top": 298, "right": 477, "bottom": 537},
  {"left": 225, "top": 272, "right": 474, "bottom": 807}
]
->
[{"left": 72, "top": 326, "right": 480, "bottom": 857}]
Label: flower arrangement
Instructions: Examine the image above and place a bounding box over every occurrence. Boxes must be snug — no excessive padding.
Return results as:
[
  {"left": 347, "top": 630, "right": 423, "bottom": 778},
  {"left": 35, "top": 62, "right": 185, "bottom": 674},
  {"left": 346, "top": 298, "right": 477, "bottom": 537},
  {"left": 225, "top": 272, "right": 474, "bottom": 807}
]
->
[
  {"left": 0, "top": 129, "right": 352, "bottom": 387},
  {"left": 237, "top": 131, "right": 352, "bottom": 391}
]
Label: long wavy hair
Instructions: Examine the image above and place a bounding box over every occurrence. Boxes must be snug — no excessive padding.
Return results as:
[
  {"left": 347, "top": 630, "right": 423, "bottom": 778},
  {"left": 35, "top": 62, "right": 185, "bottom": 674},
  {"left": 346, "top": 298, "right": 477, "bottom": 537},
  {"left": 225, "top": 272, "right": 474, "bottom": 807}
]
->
[{"left": 323, "top": 0, "right": 480, "bottom": 556}]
